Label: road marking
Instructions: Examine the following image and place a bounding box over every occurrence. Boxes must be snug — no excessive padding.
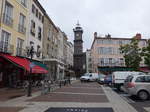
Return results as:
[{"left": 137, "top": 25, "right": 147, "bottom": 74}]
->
[
  {"left": 52, "top": 92, "right": 105, "bottom": 96},
  {"left": 119, "top": 93, "right": 135, "bottom": 103},
  {"left": 65, "top": 87, "right": 102, "bottom": 89}
]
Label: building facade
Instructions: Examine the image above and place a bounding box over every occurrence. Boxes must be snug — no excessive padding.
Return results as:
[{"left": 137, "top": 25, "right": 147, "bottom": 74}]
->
[
  {"left": 86, "top": 49, "right": 92, "bottom": 73},
  {"left": 0, "top": 0, "right": 29, "bottom": 56},
  {"left": 26, "top": 0, "right": 45, "bottom": 61},
  {"left": 91, "top": 32, "right": 147, "bottom": 74},
  {"left": 66, "top": 41, "right": 74, "bottom": 67},
  {"left": 73, "top": 23, "right": 86, "bottom": 77}
]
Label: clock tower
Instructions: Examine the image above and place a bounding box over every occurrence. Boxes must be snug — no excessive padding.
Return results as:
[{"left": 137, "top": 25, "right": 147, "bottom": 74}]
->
[{"left": 73, "top": 22, "right": 86, "bottom": 77}]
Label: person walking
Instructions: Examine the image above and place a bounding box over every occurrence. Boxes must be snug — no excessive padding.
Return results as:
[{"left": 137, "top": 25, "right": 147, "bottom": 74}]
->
[{"left": 41, "top": 80, "right": 45, "bottom": 95}]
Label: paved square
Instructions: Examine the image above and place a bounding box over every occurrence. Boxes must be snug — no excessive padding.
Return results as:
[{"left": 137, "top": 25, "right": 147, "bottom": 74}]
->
[{"left": 29, "top": 82, "right": 109, "bottom": 103}]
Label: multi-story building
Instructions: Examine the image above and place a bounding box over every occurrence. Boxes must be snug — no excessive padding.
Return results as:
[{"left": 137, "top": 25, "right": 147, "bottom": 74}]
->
[
  {"left": 91, "top": 32, "right": 147, "bottom": 74},
  {"left": 26, "top": 0, "right": 45, "bottom": 61},
  {"left": 66, "top": 41, "right": 74, "bottom": 68},
  {"left": 0, "top": 0, "right": 29, "bottom": 56},
  {"left": 86, "top": 49, "right": 92, "bottom": 73},
  {"left": 42, "top": 12, "right": 62, "bottom": 81}
]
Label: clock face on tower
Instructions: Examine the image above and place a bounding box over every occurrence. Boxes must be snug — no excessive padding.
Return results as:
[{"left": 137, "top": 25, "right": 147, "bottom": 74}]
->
[{"left": 76, "top": 33, "right": 79, "bottom": 37}]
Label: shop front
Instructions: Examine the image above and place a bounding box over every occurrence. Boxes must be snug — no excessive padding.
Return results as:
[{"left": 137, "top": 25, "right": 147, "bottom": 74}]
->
[{"left": 0, "top": 53, "right": 48, "bottom": 88}]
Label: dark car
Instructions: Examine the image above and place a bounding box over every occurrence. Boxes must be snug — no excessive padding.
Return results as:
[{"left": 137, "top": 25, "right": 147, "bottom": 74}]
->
[{"left": 104, "top": 75, "right": 112, "bottom": 85}]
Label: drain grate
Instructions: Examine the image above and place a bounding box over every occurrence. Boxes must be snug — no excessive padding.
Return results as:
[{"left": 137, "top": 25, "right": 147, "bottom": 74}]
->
[{"left": 45, "top": 108, "right": 114, "bottom": 112}]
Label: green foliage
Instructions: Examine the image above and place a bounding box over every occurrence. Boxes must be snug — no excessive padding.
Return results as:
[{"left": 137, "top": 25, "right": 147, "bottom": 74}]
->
[
  {"left": 119, "top": 38, "right": 142, "bottom": 70},
  {"left": 142, "top": 41, "right": 150, "bottom": 68}
]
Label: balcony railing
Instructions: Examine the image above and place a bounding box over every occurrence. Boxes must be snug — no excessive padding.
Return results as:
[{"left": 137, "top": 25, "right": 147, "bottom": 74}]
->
[
  {"left": 16, "top": 47, "right": 27, "bottom": 57},
  {"left": 0, "top": 41, "right": 14, "bottom": 54},
  {"left": 18, "top": 24, "right": 26, "bottom": 34},
  {"left": 3, "top": 13, "right": 13, "bottom": 27}
]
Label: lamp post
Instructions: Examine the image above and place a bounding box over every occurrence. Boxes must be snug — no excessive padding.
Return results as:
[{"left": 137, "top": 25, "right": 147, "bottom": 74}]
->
[{"left": 27, "top": 46, "right": 34, "bottom": 97}]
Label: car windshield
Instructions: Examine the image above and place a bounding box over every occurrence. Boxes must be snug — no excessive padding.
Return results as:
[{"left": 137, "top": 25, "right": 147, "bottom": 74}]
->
[
  {"left": 125, "top": 75, "right": 133, "bottom": 82},
  {"left": 99, "top": 74, "right": 105, "bottom": 78},
  {"left": 84, "top": 73, "right": 90, "bottom": 76}
]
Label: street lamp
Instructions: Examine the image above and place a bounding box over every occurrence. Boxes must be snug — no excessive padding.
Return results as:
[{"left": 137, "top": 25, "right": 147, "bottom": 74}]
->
[{"left": 27, "top": 46, "right": 34, "bottom": 97}]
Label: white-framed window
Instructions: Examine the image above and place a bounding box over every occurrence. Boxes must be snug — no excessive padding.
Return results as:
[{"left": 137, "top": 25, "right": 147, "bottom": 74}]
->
[
  {"left": 32, "top": 4, "right": 35, "bottom": 13},
  {"left": 18, "top": 13, "right": 26, "bottom": 34},
  {"left": 3, "top": 1, "right": 13, "bottom": 26},
  {"left": 30, "top": 20, "right": 35, "bottom": 36},
  {"left": 38, "top": 27, "right": 42, "bottom": 40},
  {"left": 16, "top": 38, "right": 24, "bottom": 56},
  {"left": 0, "top": 30, "right": 11, "bottom": 52},
  {"left": 21, "top": 0, "right": 27, "bottom": 7}
]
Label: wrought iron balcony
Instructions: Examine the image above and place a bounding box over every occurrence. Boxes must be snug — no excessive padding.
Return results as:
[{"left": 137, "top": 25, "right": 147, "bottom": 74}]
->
[
  {"left": 18, "top": 24, "right": 26, "bottom": 34},
  {"left": 0, "top": 41, "right": 14, "bottom": 54},
  {"left": 16, "top": 47, "right": 31, "bottom": 57},
  {"left": 3, "top": 13, "right": 13, "bottom": 27}
]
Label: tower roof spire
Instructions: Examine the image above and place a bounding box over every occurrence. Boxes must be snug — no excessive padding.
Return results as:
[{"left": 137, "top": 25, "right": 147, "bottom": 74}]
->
[{"left": 76, "top": 20, "right": 80, "bottom": 27}]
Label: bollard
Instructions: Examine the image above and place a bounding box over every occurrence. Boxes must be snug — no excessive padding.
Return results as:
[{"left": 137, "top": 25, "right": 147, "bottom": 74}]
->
[{"left": 59, "top": 81, "right": 61, "bottom": 88}]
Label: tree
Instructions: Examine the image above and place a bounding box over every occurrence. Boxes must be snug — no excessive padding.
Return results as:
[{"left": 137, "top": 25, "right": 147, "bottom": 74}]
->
[
  {"left": 119, "top": 38, "right": 142, "bottom": 70},
  {"left": 142, "top": 40, "right": 150, "bottom": 69}
]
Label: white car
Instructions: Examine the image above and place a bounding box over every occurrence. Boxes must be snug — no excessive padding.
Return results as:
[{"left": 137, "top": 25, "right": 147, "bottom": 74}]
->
[
  {"left": 112, "top": 71, "right": 144, "bottom": 90},
  {"left": 80, "top": 73, "right": 98, "bottom": 82}
]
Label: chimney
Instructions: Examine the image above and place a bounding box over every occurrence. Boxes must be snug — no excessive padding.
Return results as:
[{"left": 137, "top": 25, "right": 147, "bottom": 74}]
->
[
  {"left": 135, "top": 33, "right": 142, "bottom": 40},
  {"left": 94, "top": 32, "right": 97, "bottom": 38}
]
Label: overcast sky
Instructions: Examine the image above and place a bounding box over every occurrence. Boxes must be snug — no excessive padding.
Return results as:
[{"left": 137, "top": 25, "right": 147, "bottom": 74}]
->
[{"left": 39, "top": 0, "right": 150, "bottom": 51}]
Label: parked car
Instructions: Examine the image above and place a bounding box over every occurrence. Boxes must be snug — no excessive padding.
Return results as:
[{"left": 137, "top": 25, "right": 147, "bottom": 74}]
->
[
  {"left": 104, "top": 75, "right": 112, "bottom": 85},
  {"left": 97, "top": 74, "right": 105, "bottom": 84},
  {"left": 124, "top": 74, "right": 150, "bottom": 100},
  {"left": 112, "top": 71, "right": 144, "bottom": 90},
  {"left": 80, "top": 73, "right": 99, "bottom": 82}
]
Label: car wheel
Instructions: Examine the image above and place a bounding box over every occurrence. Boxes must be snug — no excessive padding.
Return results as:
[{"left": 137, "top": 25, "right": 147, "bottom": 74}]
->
[{"left": 138, "top": 90, "right": 149, "bottom": 100}]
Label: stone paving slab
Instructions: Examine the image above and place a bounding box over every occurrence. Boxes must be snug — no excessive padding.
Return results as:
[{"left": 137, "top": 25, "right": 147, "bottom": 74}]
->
[
  {"left": 0, "top": 107, "right": 24, "bottom": 112},
  {"left": 29, "top": 92, "right": 108, "bottom": 102},
  {"left": 54, "top": 87, "right": 104, "bottom": 93},
  {"left": 72, "top": 83, "right": 100, "bottom": 88},
  {"left": 0, "top": 88, "right": 39, "bottom": 101}
]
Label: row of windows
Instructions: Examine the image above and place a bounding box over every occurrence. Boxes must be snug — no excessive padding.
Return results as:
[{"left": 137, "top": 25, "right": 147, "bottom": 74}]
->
[
  {"left": 96, "top": 39, "right": 131, "bottom": 45},
  {"left": 0, "top": 29, "right": 42, "bottom": 57},
  {"left": 3, "top": 1, "right": 26, "bottom": 34},
  {"left": 32, "top": 4, "right": 44, "bottom": 23},
  {"left": 98, "top": 58, "right": 124, "bottom": 66},
  {"left": 97, "top": 47, "right": 120, "bottom": 55},
  {"left": 96, "top": 39, "right": 147, "bottom": 46},
  {"left": 98, "top": 58, "right": 124, "bottom": 64}
]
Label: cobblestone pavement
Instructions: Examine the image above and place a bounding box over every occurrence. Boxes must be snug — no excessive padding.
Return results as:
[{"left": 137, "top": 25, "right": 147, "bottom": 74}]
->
[{"left": 0, "top": 80, "right": 139, "bottom": 112}]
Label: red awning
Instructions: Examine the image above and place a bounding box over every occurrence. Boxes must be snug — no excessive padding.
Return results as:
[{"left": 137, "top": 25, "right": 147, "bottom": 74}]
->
[
  {"left": 0, "top": 54, "right": 48, "bottom": 74},
  {"left": 139, "top": 67, "right": 150, "bottom": 72},
  {"left": 0, "top": 54, "right": 30, "bottom": 71}
]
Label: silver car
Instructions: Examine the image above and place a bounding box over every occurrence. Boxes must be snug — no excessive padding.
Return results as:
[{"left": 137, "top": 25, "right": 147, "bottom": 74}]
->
[{"left": 124, "top": 74, "right": 150, "bottom": 100}]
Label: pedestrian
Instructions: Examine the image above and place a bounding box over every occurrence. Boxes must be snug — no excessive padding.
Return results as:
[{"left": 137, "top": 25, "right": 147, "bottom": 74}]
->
[
  {"left": 47, "top": 80, "right": 51, "bottom": 92},
  {"left": 44, "top": 80, "right": 49, "bottom": 94},
  {"left": 41, "top": 80, "right": 45, "bottom": 95}
]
